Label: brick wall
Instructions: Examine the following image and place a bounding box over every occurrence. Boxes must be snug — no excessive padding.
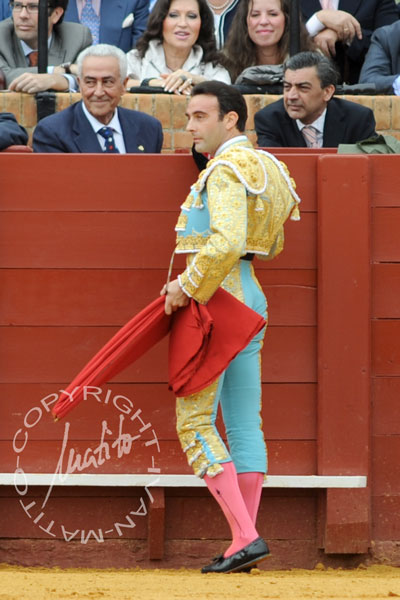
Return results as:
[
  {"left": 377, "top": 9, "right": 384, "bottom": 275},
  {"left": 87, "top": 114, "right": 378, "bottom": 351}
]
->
[{"left": 1, "top": 91, "right": 399, "bottom": 151}]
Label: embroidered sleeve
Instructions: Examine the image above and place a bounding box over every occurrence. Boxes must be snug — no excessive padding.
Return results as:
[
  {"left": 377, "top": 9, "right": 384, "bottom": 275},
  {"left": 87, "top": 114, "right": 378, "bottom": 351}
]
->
[
  {"left": 178, "top": 164, "right": 247, "bottom": 303},
  {"left": 257, "top": 228, "right": 284, "bottom": 261}
]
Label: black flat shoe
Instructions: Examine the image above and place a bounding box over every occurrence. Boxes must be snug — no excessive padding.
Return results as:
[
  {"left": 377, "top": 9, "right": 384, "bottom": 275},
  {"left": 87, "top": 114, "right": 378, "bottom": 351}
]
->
[
  {"left": 237, "top": 564, "right": 257, "bottom": 573},
  {"left": 201, "top": 537, "right": 270, "bottom": 574},
  {"left": 205, "top": 555, "right": 257, "bottom": 573}
]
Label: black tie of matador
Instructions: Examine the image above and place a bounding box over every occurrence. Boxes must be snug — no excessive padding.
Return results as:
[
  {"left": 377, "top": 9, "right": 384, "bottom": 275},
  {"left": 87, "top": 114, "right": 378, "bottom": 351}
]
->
[{"left": 98, "top": 126, "right": 120, "bottom": 153}]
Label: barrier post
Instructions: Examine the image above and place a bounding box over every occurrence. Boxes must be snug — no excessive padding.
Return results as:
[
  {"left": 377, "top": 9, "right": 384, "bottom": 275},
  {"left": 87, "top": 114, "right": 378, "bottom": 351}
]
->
[{"left": 317, "top": 155, "right": 371, "bottom": 553}]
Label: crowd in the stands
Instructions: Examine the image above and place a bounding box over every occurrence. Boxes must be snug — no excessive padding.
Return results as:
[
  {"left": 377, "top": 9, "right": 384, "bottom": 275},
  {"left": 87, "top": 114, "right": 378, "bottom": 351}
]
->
[{"left": 1, "top": 0, "right": 400, "bottom": 152}]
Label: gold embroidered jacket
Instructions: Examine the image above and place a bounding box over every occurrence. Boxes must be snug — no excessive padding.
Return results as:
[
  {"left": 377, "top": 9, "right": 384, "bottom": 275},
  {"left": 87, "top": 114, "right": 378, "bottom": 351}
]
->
[{"left": 175, "top": 138, "right": 300, "bottom": 304}]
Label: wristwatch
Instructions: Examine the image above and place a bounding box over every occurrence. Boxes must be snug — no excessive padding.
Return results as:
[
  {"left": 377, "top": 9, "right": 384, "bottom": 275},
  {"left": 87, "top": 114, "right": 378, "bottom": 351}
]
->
[{"left": 60, "top": 62, "right": 72, "bottom": 74}]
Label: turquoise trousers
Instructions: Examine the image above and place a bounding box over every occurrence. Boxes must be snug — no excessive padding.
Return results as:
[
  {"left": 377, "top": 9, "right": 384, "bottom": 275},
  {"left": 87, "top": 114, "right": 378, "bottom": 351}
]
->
[{"left": 176, "top": 260, "right": 268, "bottom": 478}]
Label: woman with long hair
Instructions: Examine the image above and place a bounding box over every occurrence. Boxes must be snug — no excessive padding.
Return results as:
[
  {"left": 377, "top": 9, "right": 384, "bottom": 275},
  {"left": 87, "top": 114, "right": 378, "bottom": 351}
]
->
[
  {"left": 126, "top": 0, "right": 230, "bottom": 94},
  {"left": 224, "top": 0, "right": 314, "bottom": 83}
]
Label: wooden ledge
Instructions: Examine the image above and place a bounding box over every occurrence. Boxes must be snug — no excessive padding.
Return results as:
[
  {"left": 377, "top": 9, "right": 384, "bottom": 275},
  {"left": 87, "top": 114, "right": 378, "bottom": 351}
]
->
[{"left": 1, "top": 473, "right": 367, "bottom": 488}]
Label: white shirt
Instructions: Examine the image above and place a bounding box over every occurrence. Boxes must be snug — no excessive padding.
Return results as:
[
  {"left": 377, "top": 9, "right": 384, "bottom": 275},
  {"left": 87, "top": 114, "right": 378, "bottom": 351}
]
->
[
  {"left": 393, "top": 76, "right": 400, "bottom": 95},
  {"left": 306, "top": 0, "right": 340, "bottom": 37},
  {"left": 296, "top": 109, "right": 327, "bottom": 147},
  {"left": 81, "top": 102, "right": 127, "bottom": 154}
]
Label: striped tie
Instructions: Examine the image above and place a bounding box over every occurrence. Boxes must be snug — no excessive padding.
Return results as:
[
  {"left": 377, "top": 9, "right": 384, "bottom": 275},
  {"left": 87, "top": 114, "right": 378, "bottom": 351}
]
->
[
  {"left": 80, "top": 0, "right": 100, "bottom": 44},
  {"left": 302, "top": 125, "right": 320, "bottom": 148}
]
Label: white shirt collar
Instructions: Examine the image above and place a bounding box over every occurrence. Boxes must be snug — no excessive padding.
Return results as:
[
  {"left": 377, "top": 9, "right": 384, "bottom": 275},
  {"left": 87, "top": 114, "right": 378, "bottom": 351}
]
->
[
  {"left": 81, "top": 101, "right": 122, "bottom": 136},
  {"left": 215, "top": 135, "right": 248, "bottom": 156},
  {"left": 296, "top": 108, "right": 327, "bottom": 134},
  {"left": 21, "top": 36, "right": 52, "bottom": 57}
]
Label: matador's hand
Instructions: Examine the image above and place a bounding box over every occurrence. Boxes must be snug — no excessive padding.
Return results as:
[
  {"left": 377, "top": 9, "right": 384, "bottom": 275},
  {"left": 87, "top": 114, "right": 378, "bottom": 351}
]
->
[{"left": 161, "top": 278, "right": 190, "bottom": 315}]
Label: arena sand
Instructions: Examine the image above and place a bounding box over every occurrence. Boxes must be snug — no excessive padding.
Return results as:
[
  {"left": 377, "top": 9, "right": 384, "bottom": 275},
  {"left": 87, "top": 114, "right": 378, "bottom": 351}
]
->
[{"left": 0, "top": 564, "right": 399, "bottom": 600}]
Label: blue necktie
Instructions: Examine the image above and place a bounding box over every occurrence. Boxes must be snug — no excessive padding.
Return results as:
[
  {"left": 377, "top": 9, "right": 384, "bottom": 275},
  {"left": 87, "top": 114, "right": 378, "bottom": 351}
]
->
[
  {"left": 98, "top": 127, "right": 119, "bottom": 153},
  {"left": 81, "top": 0, "right": 100, "bottom": 45}
]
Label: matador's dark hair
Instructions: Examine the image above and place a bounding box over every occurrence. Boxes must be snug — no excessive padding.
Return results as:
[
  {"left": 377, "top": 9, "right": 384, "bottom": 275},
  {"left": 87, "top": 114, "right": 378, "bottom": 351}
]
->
[{"left": 191, "top": 80, "right": 248, "bottom": 132}]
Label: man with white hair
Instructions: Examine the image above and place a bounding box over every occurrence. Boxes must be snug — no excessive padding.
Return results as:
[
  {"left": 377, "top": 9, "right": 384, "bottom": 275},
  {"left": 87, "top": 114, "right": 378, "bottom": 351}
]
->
[{"left": 33, "top": 43, "right": 163, "bottom": 153}]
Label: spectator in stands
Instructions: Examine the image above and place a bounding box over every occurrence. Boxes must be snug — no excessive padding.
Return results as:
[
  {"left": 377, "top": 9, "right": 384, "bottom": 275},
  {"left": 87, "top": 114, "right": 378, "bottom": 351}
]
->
[
  {"left": 64, "top": 0, "right": 148, "bottom": 52},
  {"left": 32, "top": 44, "right": 163, "bottom": 153},
  {"left": 300, "top": 0, "right": 399, "bottom": 84},
  {"left": 0, "top": 0, "right": 11, "bottom": 20},
  {"left": 205, "top": 0, "right": 240, "bottom": 49},
  {"left": 126, "top": 0, "right": 230, "bottom": 94},
  {"left": 224, "top": 0, "right": 314, "bottom": 84},
  {"left": 0, "top": 0, "right": 92, "bottom": 93},
  {"left": 254, "top": 51, "right": 376, "bottom": 147},
  {"left": 359, "top": 20, "right": 400, "bottom": 94},
  {"left": 0, "top": 112, "right": 28, "bottom": 149}
]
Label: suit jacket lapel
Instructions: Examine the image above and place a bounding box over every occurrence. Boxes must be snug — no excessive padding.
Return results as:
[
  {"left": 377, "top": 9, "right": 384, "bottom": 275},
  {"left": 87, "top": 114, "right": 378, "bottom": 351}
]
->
[
  {"left": 100, "top": 1, "right": 126, "bottom": 46},
  {"left": 283, "top": 112, "right": 307, "bottom": 147},
  {"left": 73, "top": 102, "right": 104, "bottom": 152},
  {"left": 12, "top": 31, "right": 28, "bottom": 68},
  {"left": 49, "top": 28, "right": 67, "bottom": 64},
  {"left": 65, "top": 0, "right": 79, "bottom": 20},
  {"left": 118, "top": 107, "right": 140, "bottom": 153},
  {"left": 323, "top": 100, "right": 345, "bottom": 147}
]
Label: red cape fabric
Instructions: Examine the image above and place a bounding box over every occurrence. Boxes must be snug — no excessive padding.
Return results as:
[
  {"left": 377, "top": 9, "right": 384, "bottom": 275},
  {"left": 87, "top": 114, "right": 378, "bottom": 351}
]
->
[
  {"left": 52, "top": 289, "right": 266, "bottom": 419},
  {"left": 169, "top": 289, "right": 266, "bottom": 396}
]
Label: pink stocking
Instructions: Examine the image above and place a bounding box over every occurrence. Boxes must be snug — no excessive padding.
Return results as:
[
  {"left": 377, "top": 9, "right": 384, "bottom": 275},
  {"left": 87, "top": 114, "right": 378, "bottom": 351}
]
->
[
  {"left": 237, "top": 472, "right": 264, "bottom": 525},
  {"left": 204, "top": 461, "right": 259, "bottom": 557}
]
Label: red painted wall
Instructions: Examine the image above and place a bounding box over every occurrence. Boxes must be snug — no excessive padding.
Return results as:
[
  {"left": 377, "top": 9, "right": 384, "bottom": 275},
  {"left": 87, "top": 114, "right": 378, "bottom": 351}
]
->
[{"left": 0, "top": 152, "right": 398, "bottom": 569}]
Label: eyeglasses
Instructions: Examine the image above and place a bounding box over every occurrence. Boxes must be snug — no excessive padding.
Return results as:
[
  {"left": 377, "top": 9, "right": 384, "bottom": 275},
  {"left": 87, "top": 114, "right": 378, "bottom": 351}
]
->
[{"left": 10, "top": 2, "right": 41, "bottom": 12}]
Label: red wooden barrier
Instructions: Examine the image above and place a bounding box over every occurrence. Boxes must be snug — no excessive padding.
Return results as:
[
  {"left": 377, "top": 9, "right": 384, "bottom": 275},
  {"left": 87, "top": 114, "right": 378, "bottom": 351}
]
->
[
  {"left": 0, "top": 152, "right": 398, "bottom": 568},
  {"left": 317, "top": 155, "right": 371, "bottom": 553}
]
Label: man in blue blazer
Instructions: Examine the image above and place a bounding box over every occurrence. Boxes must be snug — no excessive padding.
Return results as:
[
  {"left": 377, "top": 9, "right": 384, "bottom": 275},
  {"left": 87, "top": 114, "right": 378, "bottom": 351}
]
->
[
  {"left": 33, "top": 44, "right": 163, "bottom": 153},
  {"left": 300, "top": 0, "right": 399, "bottom": 84},
  {"left": 64, "top": 0, "right": 149, "bottom": 52}
]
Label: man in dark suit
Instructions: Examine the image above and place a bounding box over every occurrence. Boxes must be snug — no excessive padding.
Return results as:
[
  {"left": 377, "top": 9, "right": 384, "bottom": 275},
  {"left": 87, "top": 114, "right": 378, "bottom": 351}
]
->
[
  {"left": 0, "top": 0, "right": 92, "bottom": 93},
  {"left": 33, "top": 44, "right": 163, "bottom": 153},
  {"left": 300, "top": 0, "right": 398, "bottom": 84},
  {"left": 254, "top": 52, "right": 376, "bottom": 149},
  {"left": 0, "top": 112, "right": 28, "bottom": 149},
  {"left": 64, "top": 0, "right": 149, "bottom": 52},
  {"left": 359, "top": 20, "right": 400, "bottom": 94}
]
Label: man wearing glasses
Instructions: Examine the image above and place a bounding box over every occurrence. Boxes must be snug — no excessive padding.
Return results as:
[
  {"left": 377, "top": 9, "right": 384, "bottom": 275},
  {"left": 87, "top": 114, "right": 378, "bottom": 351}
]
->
[{"left": 0, "top": 1, "right": 92, "bottom": 93}]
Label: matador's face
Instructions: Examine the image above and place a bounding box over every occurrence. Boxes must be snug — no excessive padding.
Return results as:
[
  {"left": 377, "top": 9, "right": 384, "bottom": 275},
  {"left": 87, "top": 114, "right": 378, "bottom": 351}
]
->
[{"left": 185, "top": 94, "right": 236, "bottom": 156}]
